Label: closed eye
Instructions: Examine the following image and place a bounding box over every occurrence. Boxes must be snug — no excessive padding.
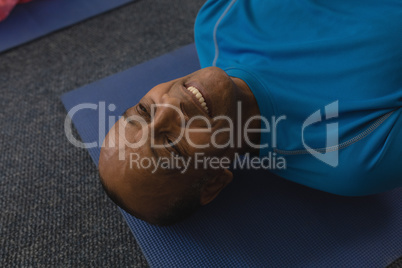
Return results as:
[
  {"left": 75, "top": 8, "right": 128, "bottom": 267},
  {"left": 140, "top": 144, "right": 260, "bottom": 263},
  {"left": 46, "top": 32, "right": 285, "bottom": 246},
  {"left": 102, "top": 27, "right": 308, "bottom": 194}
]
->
[
  {"left": 166, "top": 137, "right": 183, "bottom": 157},
  {"left": 136, "top": 103, "right": 151, "bottom": 121},
  {"left": 139, "top": 103, "right": 147, "bottom": 113}
]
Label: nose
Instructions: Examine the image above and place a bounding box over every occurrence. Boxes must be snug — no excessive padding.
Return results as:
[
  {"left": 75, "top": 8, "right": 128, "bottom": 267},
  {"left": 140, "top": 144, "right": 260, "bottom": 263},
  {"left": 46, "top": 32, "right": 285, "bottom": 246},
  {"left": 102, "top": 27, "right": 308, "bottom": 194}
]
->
[{"left": 151, "top": 93, "right": 185, "bottom": 134}]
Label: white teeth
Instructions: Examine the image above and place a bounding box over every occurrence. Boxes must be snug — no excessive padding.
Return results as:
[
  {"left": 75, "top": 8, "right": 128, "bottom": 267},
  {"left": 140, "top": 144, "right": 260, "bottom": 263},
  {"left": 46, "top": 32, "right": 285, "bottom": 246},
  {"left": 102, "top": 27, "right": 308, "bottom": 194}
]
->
[{"left": 186, "top": 86, "right": 209, "bottom": 113}]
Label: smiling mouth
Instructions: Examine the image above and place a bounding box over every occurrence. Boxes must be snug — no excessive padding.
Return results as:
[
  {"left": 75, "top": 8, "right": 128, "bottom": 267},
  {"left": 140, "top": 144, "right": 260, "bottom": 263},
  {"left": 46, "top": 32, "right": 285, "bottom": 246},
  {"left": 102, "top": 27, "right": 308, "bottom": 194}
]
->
[{"left": 185, "top": 86, "right": 210, "bottom": 114}]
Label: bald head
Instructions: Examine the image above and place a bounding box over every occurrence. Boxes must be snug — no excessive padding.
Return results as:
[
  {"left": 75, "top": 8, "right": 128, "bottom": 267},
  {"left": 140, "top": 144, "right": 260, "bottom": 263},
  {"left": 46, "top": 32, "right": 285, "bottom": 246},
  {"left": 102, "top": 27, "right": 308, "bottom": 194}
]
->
[{"left": 98, "top": 67, "right": 260, "bottom": 225}]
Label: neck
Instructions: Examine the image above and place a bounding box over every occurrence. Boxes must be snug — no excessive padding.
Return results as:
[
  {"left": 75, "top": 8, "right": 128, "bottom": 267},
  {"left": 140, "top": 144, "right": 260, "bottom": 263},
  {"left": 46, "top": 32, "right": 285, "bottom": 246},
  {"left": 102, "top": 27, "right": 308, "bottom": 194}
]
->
[{"left": 231, "top": 77, "right": 261, "bottom": 157}]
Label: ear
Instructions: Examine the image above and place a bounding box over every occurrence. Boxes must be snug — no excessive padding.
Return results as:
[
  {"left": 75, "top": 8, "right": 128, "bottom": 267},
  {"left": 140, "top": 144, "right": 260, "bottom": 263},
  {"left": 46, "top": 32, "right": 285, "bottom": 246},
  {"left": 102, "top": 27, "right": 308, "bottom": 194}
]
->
[{"left": 200, "top": 169, "right": 233, "bottom": 206}]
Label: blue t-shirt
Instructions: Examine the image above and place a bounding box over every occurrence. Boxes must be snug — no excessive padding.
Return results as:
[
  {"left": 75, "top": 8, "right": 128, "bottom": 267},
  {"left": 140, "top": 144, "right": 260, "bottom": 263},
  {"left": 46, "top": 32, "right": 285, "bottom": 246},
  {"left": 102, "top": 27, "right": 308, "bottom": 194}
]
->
[{"left": 194, "top": 0, "right": 402, "bottom": 195}]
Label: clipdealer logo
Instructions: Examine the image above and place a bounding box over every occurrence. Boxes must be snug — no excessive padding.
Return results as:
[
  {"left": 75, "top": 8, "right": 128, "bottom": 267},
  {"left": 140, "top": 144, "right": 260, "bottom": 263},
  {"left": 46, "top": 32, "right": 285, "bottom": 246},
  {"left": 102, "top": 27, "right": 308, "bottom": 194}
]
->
[
  {"left": 64, "top": 100, "right": 340, "bottom": 170},
  {"left": 302, "top": 101, "right": 339, "bottom": 167}
]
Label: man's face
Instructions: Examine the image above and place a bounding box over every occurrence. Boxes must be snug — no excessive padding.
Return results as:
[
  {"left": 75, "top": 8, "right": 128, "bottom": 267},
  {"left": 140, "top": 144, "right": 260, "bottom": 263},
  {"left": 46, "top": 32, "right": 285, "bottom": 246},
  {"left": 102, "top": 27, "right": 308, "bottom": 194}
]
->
[{"left": 99, "top": 67, "right": 240, "bottom": 222}]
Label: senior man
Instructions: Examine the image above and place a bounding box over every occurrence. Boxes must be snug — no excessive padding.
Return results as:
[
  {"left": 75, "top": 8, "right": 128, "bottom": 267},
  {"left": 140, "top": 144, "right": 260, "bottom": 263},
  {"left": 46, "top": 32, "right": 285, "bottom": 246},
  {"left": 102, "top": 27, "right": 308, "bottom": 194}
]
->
[{"left": 99, "top": 0, "right": 402, "bottom": 226}]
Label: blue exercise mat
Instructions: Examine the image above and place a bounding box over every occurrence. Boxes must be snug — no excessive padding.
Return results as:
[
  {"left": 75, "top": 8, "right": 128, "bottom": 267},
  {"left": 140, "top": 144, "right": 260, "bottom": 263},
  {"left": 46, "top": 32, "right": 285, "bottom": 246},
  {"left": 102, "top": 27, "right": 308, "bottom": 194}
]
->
[
  {"left": 61, "top": 44, "right": 402, "bottom": 267},
  {"left": 0, "top": 0, "right": 135, "bottom": 53}
]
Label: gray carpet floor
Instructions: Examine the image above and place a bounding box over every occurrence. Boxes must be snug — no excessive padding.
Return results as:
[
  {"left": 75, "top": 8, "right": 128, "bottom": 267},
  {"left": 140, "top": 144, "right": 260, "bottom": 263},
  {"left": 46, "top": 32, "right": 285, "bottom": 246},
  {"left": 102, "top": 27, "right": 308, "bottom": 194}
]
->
[{"left": 0, "top": 0, "right": 401, "bottom": 267}]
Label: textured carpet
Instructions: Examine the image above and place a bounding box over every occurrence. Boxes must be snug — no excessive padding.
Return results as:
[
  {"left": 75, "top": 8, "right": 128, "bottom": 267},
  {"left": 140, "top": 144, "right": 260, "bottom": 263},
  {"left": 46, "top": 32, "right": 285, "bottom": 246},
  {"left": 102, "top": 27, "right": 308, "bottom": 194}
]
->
[
  {"left": 1, "top": 0, "right": 401, "bottom": 267},
  {"left": 0, "top": 0, "right": 204, "bottom": 266}
]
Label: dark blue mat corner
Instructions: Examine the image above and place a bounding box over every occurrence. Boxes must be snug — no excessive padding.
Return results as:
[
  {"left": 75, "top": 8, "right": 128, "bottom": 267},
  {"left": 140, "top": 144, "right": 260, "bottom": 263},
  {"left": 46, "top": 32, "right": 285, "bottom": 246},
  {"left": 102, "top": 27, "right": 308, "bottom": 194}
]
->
[{"left": 0, "top": 0, "right": 135, "bottom": 52}]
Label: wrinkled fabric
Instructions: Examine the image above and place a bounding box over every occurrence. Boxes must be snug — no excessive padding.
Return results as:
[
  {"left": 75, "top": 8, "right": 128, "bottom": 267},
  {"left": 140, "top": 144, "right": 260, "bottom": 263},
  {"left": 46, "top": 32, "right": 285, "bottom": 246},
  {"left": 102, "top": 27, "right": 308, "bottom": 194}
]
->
[
  {"left": 0, "top": 0, "right": 33, "bottom": 22},
  {"left": 195, "top": 0, "right": 402, "bottom": 196}
]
